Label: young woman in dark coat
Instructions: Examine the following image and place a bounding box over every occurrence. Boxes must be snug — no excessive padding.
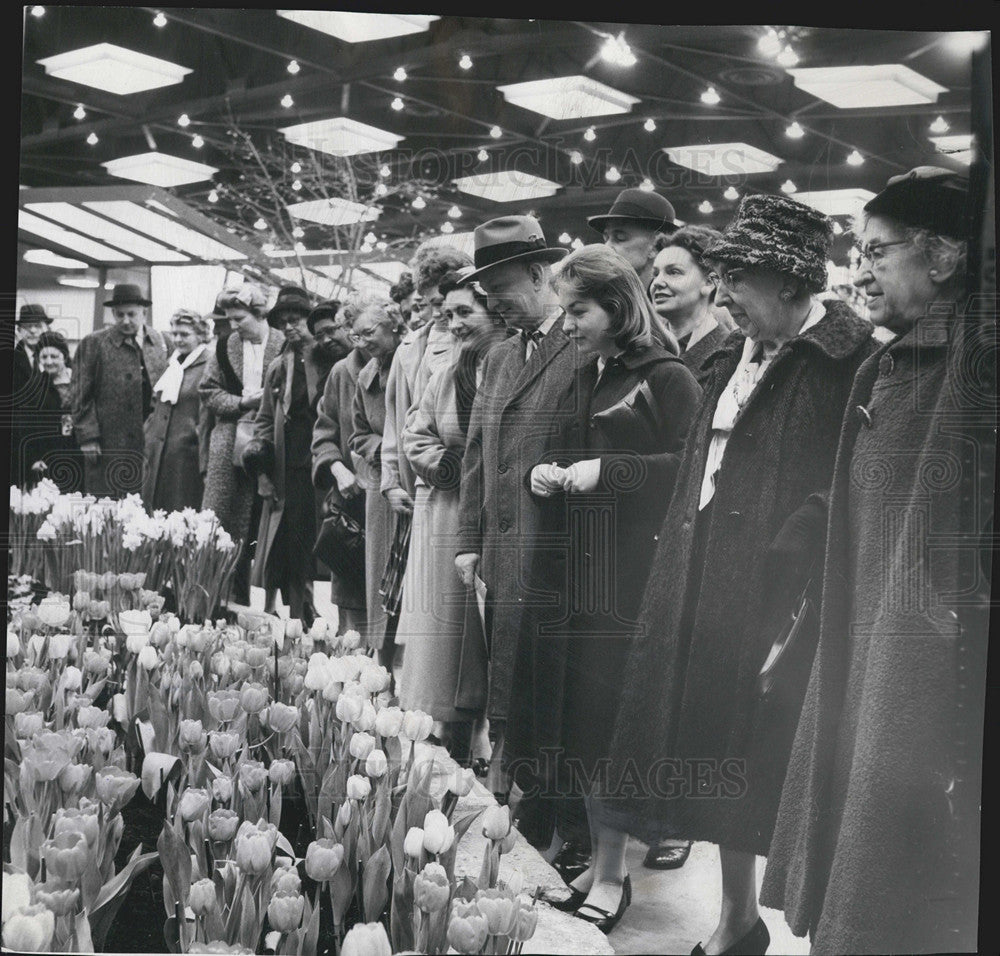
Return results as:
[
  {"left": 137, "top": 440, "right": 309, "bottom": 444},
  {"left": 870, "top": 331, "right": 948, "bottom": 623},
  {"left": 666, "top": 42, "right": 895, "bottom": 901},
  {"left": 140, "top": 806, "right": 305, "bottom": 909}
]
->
[
  {"left": 506, "top": 245, "right": 702, "bottom": 933},
  {"left": 602, "top": 195, "right": 876, "bottom": 955}
]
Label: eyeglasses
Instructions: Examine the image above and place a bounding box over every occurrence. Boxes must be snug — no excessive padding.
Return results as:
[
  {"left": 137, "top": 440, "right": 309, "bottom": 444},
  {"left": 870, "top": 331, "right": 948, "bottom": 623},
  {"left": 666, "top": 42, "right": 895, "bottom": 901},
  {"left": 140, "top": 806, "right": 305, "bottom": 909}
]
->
[
  {"left": 707, "top": 267, "right": 746, "bottom": 289},
  {"left": 352, "top": 327, "right": 380, "bottom": 341},
  {"left": 314, "top": 326, "right": 345, "bottom": 341},
  {"left": 855, "top": 238, "right": 911, "bottom": 266}
]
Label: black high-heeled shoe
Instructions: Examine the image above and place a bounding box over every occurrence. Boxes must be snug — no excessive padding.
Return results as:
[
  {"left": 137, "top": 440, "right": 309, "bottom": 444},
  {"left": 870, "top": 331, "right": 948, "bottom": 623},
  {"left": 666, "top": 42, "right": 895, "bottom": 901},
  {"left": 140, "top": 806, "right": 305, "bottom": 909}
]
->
[
  {"left": 540, "top": 884, "right": 587, "bottom": 912},
  {"left": 573, "top": 875, "right": 631, "bottom": 934},
  {"left": 691, "top": 917, "right": 770, "bottom": 956}
]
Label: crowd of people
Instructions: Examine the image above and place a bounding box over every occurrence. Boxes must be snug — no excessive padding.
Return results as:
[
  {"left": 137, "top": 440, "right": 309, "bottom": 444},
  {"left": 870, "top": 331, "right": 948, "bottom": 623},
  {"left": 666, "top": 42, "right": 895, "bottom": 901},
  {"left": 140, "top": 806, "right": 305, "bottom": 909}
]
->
[{"left": 9, "top": 165, "right": 988, "bottom": 955}]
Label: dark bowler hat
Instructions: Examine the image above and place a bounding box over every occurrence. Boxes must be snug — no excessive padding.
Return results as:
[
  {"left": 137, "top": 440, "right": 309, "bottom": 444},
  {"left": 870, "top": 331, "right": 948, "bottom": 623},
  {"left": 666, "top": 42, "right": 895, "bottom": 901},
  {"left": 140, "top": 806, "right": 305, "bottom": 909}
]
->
[
  {"left": 588, "top": 188, "right": 679, "bottom": 234},
  {"left": 104, "top": 283, "right": 151, "bottom": 308},
  {"left": 863, "top": 166, "right": 969, "bottom": 240},
  {"left": 17, "top": 303, "right": 51, "bottom": 325},
  {"left": 459, "top": 215, "right": 566, "bottom": 285}
]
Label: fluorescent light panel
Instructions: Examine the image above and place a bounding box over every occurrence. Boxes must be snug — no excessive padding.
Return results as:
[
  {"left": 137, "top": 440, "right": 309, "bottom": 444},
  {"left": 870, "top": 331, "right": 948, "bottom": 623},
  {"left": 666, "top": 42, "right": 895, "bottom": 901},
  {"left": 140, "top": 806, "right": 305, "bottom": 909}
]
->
[
  {"left": 787, "top": 64, "right": 948, "bottom": 108},
  {"left": 26, "top": 202, "right": 189, "bottom": 262},
  {"left": 452, "top": 171, "right": 561, "bottom": 202},
  {"left": 270, "top": 266, "right": 337, "bottom": 298},
  {"left": 83, "top": 201, "right": 247, "bottom": 261},
  {"left": 58, "top": 275, "right": 101, "bottom": 288},
  {"left": 23, "top": 248, "right": 88, "bottom": 269},
  {"left": 276, "top": 11, "right": 438, "bottom": 43},
  {"left": 18, "top": 209, "right": 132, "bottom": 262},
  {"left": 497, "top": 75, "right": 640, "bottom": 120},
  {"left": 37, "top": 43, "right": 191, "bottom": 95},
  {"left": 102, "top": 152, "right": 218, "bottom": 188},
  {"left": 287, "top": 198, "right": 380, "bottom": 226},
  {"left": 280, "top": 117, "right": 403, "bottom": 157},
  {"left": 930, "top": 134, "right": 973, "bottom": 165},
  {"left": 664, "top": 143, "right": 783, "bottom": 176},
  {"left": 794, "top": 188, "right": 877, "bottom": 217}
]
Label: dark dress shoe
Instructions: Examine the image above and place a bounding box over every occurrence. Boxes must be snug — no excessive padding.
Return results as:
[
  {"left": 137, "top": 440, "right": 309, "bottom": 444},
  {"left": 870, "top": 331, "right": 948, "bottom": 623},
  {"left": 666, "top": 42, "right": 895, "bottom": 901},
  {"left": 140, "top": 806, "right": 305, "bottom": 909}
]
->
[
  {"left": 539, "top": 885, "right": 587, "bottom": 912},
  {"left": 643, "top": 839, "right": 692, "bottom": 870},
  {"left": 573, "top": 875, "right": 631, "bottom": 934},
  {"left": 691, "top": 917, "right": 770, "bottom": 956},
  {"left": 550, "top": 841, "right": 591, "bottom": 884}
]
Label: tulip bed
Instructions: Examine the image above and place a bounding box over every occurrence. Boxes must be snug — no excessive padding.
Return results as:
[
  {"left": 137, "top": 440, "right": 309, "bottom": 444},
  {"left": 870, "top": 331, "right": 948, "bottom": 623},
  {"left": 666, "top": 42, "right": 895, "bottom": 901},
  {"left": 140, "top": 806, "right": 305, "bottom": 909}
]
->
[{"left": 4, "top": 487, "right": 540, "bottom": 955}]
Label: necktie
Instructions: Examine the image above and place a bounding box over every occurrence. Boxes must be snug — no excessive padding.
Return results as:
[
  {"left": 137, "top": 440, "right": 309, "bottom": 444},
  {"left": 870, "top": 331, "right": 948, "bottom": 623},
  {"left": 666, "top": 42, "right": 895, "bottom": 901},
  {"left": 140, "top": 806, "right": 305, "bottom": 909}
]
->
[{"left": 522, "top": 328, "right": 543, "bottom": 361}]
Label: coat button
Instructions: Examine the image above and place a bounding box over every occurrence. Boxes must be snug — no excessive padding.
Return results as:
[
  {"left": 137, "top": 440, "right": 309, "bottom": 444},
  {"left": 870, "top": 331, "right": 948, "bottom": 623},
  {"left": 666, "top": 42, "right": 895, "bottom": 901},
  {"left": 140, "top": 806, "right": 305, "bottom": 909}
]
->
[
  {"left": 499, "top": 519, "right": 510, "bottom": 532},
  {"left": 497, "top": 463, "right": 508, "bottom": 474}
]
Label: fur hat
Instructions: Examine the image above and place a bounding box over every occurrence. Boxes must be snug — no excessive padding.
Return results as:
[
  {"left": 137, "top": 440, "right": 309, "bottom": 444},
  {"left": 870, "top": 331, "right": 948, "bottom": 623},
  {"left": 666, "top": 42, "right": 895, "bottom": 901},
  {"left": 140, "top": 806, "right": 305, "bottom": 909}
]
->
[
  {"left": 705, "top": 193, "right": 833, "bottom": 293},
  {"left": 863, "top": 166, "right": 968, "bottom": 239}
]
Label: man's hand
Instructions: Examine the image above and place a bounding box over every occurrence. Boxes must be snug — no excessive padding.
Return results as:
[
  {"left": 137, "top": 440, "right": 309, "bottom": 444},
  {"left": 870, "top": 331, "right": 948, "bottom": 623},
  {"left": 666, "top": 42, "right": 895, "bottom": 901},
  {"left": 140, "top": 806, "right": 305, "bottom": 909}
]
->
[
  {"left": 386, "top": 488, "right": 414, "bottom": 515},
  {"left": 240, "top": 389, "right": 264, "bottom": 412},
  {"left": 80, "top": 441, "right": 101, "bottom": 464},
  {"left": 561, "top": 458, "right": 601, "bottom": 494},
  {"left": 455, "top": 552, "right": 480, "bottom": 588},
  {"left": 530, "top": 462, "right": 566, "bottom": 497},
  {"left": 332, "top": 461, "right": 361, "bottom": 498}
]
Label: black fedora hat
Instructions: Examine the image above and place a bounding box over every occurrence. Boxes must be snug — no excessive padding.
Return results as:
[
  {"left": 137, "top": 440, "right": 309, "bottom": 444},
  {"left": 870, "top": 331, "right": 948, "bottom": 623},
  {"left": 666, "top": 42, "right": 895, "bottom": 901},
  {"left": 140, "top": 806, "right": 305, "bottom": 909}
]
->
[
  {"left": 459, "top": 216, "right": 566, "bottom": 285},
  {"left": 17, "top": 303, "right": 52, "bottom": 326},
  {"left": 588, "top": 188, "right": 679, "bottom": 234},
  {"left": 104, "top": 283, "right": 151, "bottom": 308},
  {"left": 267, "top": 285, "right": 312, "bottom": 327}
]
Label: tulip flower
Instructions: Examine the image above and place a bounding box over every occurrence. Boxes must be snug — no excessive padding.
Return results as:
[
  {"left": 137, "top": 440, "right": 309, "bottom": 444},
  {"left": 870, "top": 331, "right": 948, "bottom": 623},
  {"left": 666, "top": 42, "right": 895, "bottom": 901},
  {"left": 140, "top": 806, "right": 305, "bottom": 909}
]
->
[
  {"left": 304, "top": 838, "right": 344, "bottom": 882},
  {"left": 188, "top": 660, "right": 204, "bottom": 680},
  {"left": 73, "top": 591, "right": 91, "bottom": 613},
  {"left": 308, "top": 618, "right": 329, "bottom": 640},
  {"left": 271, "top": 865, "right": 301, "bottom": 895},
  {"left": 349, "top": 731, "right": 376, "bottom": 760},
  {"left": 481, "top": 805, "right": 511, "bottom": 842},
  {"left": 265, "top": 702, "right": 299, "bottom": 734},
  {"left": 207, "top": 689, "right": 242, "bottom": 723},
  {"left": 449, "top": 767, "right": 476, "bottom": 798},
  {"left": 83, "top": 648, "right": 111, "bottom": 676},
  {"left": 23, "top": 730, "right": 81, "bottom": 782},
  {"left": 137, "top": 645, "right": 159, "bottom": 670},
  {"left": 285, "top": 617, "right": 304, "bottom": 641},
  {"left": 245, "top": 645, "right": 268, "bottom": 668},
  {"left": 149, "top": 621, "right": 171, "bottom": 647},
  {"left": 6, "top": 629, "right": 21, "bottom": 658},
  {"left": 2, "top": 872, "right": 33, "bottom": 922},
  {"left": 365, "top": 749, "right": 388, "bottom": 778},
  {"left": 87, "top": 726, "right": 116, "bottom": 757},
  {"left": 2, "top": 903, "right": 55, "bottom": 953},
  {"left": 446, "top": 912, "right": 489, "bottom": 955},
  {"left": 33, "top": 885, "right": 79, "bottom": 917},
  {"left": 234, "top": 821, "right": 277, "bottom": 875},
  {"left": 360, "top": 665, "right": 391, "bottom": 695},
  {"left": 47, "top": 633, "right": 73, "bottom": 660},
  {"left": 125, "top": 632, "right": 150, "bottom": 654},
  {"left": 413, "top": 862, "right": 451, "bottom": 913},
  {"left": 61, "top": 665, "right": 83, "bottom": 693},
  {"left": 510, "top": 900, "right": 539, "bottom": 942},
  {"left": 475, "top": 889, "right": 518, "bottom": 936},
  {"left": 401, "top": 710, "right": 434, "bottom": 742},
  {"left": 403, "top": 827, "right": 425, "bottom": 859},
  {"left": 178, "top": 787, "right": 212, "bottom": 822},
  {"left": 335, "top": 694, "right": 363, "bottom": 724},
  {"left": 77, "top": 705, "right": 110, "bottom": 729},
  {"left": 179, "top": 719, "right": 207, "bottom": 754},
  {"left": 95, "top": 766, "right": 140, "bottom": 812},
  {"left": 37, "top": 595, "right": 72, "bottom": 628},
  {"left": 5, "top": 687, "right": 33, "bottom": 715},
  {"left": 340, "top": 922, "right": 391, "bottom": 956},
  {"left": 239, "top": 761, "right": 268, "bottom": 793},
  {"left": 374, "top": 705, "right": 403, "bottom": 739},
  {"left": 119, "top": 609, "right": 152, "bottom": 636},
  {"left": 57, "top": 762, "right": 92, "bottom": 795},
  {"left": 209, "top": 731, "right": 241, "bottom": 762},
  {"left": 267, "top": 891, "right": 305, "bottom": 933},
  {"left": 14, "top": 711, "right": 45, "bottom": 739},
  {"left": 189, "top": 942, "right": 254, "bottom": 954},
  {"left": 336, "top": 800, "right": 352, "bottom": 830},
  {"left": 210, "top": 652, "right": 231, "bottom": 679},
  {"left": 340, "top": 629, "right": 362, "bottom": 651},
  {"left": 422, "top": 810, "right": 455, "bottom": 855},
  {"left": 207, "top": 808, "right": 240, "bottom": 842},
  {"left": 189, "top": 878, "right": 217, "bottom": 916},
  {"left": 346, "top": 774, "right": 371, "bottom": 801},
  {"left": 212, "top": 776, "right": 234, "bottom": 804},
  {"left": 268, "top": 759, "right": 295, "bottom": 787},
  {"left": 42, "top": 830, "right": 89, "bottom": 882}
]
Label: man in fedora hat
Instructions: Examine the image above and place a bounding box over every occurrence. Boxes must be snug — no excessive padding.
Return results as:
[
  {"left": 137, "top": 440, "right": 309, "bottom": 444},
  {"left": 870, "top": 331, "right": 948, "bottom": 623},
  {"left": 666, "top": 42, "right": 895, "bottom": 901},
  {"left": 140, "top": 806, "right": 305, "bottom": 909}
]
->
[
  {"left": 588, "top": 187, "right": 679, "bottom": 290},
  {"left": 72, "top": 282, "right": 168, "bottom": 497},
  {"left": 10, "top": 303, "right": 54, "bottom": 487},
  {"left": 454, "top": 215, "right": 592, "bottom": 878}
]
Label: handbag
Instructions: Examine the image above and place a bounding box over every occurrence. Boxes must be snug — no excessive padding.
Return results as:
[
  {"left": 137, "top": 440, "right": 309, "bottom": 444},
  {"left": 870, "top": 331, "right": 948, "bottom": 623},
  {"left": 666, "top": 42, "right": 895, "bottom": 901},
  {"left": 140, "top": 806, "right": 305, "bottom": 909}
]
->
[
  {"left": 232, "top": 416, "right": 255, "bottom": 468},
  {"left": 756, "top": 573, "right": 819, "bottom": 710},
  {"left": 313, "top": 491, "right": 366, "bottom": 591}
]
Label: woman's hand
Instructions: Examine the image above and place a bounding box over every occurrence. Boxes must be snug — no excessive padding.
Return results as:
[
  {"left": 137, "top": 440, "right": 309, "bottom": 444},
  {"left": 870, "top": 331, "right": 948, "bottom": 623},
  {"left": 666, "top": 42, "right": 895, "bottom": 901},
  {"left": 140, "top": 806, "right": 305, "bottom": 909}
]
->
[
  {"left": 332, "top": 461, "right": 361, "bottom": 498},
  {"left": 561, "top": 459, "right": 601, "bottom": 494},
  {"left": 530, "top": 463, "right": 566, "bottom": 497},
  {"left": 386, "top": 488, "right": 414, "bottom": 515},
  {"left": 240, "top": 389, "right": 264, "bottom": 411}
]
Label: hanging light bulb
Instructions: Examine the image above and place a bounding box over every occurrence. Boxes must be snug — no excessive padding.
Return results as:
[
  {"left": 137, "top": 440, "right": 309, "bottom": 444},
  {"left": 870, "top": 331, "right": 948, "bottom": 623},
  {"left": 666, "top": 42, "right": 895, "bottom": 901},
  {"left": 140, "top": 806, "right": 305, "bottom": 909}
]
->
[
  {"left": 363, "top": 232, "right": 377, "bottom": 245},
  {"left": 776, "top": 45, "right": 799, "bottom": 68},
  {"left": 281, "top": 94, "right": 294, "bottom": 109},
  {"left": 600, "top": 33, "right": 637, "bottom": 68},
  {"left": 700, "top": 86, "right": 721, "bottom": 105},
  {"left": 571, "top": 238, "right": 584, "bottom": 250},
  {"left": 583, "top": 126, "right": 597, "bottom": 142},
  {"left": 291, "top": 161, "right": 302, "bottom": 174},
  {"left": 558, "top": 232, "right": 572, "bottom": 244},
  {"left": 191, "top": 134, "right": 204, "bottom": 149},
  {"left": 393, "top": 66, "right": 408, "bottom": 82},
  {"left": 477, "top": 148, "right": 489, "bottom": 162},
  {"left": 73, "top": 104, "right": 86, "bottom": 120},
  {"left": 30, "top": 6, "right": 45, "bottom": 17},
  {"left": 785, "top": 121, "right": 805, "bottom": 139},
  {"left": 261, "top": 241, "right": 275, "bottom": 253},
  {"left": 643, "top": 118, "right": 657, "bottom": 132},
  {"left": 376, "top": 240, "right": 387, "bottom": 251},
  {"left": 292, "top": 179, "right": 302, "bottom": 191},
  {"left": 639, "top": 178, "right": 655, "bottom": 192},
  {"left": 440, "top": 221, "right": 455, "bottom": 234},
  {"left": 391, "top": 97, "right": 404, "bottom": 111},
  {"left": 294, "top": 241, "right": 307, "bottom": 254},
  {"left": 292, "top": 226, "right": 305, "bottom": 238},
  {"left": 569, "top": 150, "right": 584, "bottom": 165},
  {"left": 832, "top": 221, "right": 844, "bottom": 235},
  {"left": 86, "top": 132, "right": 98, "bottom": 146},
  {"left": 379, "top": 165, "right": 391, "bottom": 178},
  {"left": 780, "top": 179, "right": 797, "bottom": 194},
  {"left": 254, "top": 218, "right": 268, "bottom": 230},
  {"left": 153, "top": 11, "right": 167, "bottom": 28},
  {"left": 846, "top": 149, "right": 865, "bottom": 166},
  {"left": 208, "top": 189, "right": 219, "bottom": 203},
  {"left": 930, "top": 115, "right": 950, "bottom": 134},
  {"left": 605, "top": 166, "right": 621, "bottom": 183},
  {"left": 287, "top": 60, "right": 300, "bottom": 75},
  {"left": 758, "top": 28, "right": 781, "bottom": 57},
  {"left": 411, "top": 195, "right": 426, "bottom": 210},
  {"left": 448, "top": 205, "right": 462, "bottom": 219},
  {"left": 698, "top": 200, "right": 714, "bottom": 214},
  {"left": 490, "top": 125, "right": 502, "bottom": 139},
  {"left": 375, "top": 182, "right": 389, "bottom": 197},
  {"left": 178, "top": 113, "right": 191, "bottom": 127},
  {"left": 724, "top": 186, "right": 740, "bottom": 201},
  {"left": 458, "top": 54, "right": 473, "bottom": 70}
]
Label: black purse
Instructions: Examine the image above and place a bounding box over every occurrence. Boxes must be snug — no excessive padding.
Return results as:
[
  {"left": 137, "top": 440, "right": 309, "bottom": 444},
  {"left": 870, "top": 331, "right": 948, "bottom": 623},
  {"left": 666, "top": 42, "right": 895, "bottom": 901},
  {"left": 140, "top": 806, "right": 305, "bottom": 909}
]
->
[
  {"left": 312, "top": 491, "right": 366, "bottom": 591},
  {"left": 756, "top": 573, "right": 819, "bottom": 710}
]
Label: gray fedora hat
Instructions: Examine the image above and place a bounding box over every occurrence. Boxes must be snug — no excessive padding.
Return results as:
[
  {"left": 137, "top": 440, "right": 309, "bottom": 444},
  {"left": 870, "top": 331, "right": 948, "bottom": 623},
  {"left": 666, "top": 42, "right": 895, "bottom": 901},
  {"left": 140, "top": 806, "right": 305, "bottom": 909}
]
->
[{"left": 459, "top": 215, "right": 566, "bottom": 285}]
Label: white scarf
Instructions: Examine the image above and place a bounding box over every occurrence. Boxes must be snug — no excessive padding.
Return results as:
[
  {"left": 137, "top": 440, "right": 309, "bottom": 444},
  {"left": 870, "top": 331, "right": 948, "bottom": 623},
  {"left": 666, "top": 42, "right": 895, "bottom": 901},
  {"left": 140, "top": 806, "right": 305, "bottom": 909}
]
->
[{"left": 153, "top": 344, "right": 205, "bottom": 405}]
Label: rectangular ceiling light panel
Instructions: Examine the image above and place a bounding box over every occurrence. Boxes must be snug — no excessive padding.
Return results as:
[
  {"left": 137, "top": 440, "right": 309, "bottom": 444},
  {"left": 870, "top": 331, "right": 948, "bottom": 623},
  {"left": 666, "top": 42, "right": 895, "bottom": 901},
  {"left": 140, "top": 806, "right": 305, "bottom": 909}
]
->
[
  {"left": 277, "top": 11, "right": 438, "bottom": 43},
  {"left": 930, "top": 134, "right": 973, "bottom": 165},
  {"left": 18, "top": 209, "right": 133, "bottom": 262},
  {"left": 37, "top": 43, "right": 192, "bottom": 95},
  {"left": 84, "top": 201, "right": 247, "bottom": 261},
  {"left": 287, "top": 198, "right": 380, "bottom": 226},
  {"left": 452, "top": 171, "right": 561, "bottom": 203},
  {"left": 497, "top": 75, "right": 640, "bottom": 120},
  {"left": 102, "top": 152, "right": 218, "bottom": 188},
  {"left": 787, "top": 64, "right": 948, "bottom": 108},
  {"left": 664, "top": 143, "right": 783, "bottom": 176},
  {"left": 280, "top": 117, "right": 403, "bottom": 157},
  {"left": 26, "top": 202, "right": 189, "bottom": 262},
  {"left": 794, "top": 188, "right": 877, "bottom": 217}
]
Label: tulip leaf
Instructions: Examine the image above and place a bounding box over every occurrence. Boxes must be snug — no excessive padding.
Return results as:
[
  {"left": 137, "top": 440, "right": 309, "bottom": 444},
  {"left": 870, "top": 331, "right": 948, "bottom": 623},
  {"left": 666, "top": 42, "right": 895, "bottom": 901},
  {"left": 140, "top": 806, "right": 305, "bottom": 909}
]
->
[
  {"left": 300, "top": 892, "right": 320, "bottom": 956},
  {"left": 88, "top": 846, "right": 158, "bottom": 951},
  {"left": 239, "top": 882, "right": 257, "bottom": 950},
  {"left": 8, "top": 814, "right": 29, "bottom": 872},
  {"left": 456, "top": 876, "right": 479, "bottom": 902},
  {"left": 371, "top": 777, "right": 392, "bottom": 848},
  {"left": 328, "top": 856, "right": 353, "bottom": 926},
  {"left": 362, "top": 844, "right": 391, "bottom": 923},
  {"left": 141, "top": 751, "right": 181, "bottom": 801},
  {"left": 321, "top": 814, "right": 335, "bottom": 841},
  {"left": 389, "top": 869, "right": 415, "bottom": 954},
  {"left": 161, "top": 916, "right": 181, "bottom": 954},
  {"left": 204, "top": 903, "right": 225, "bottom": 943},
  {"left": 74, "top": 908, "right": 96, "bottom": 954},
  {"left": 157, "top": 816, "right": 192, "bottom": 907},
  {"left": 79, "top": 857, "right": 104, "bottom": 912},
  {"left": 146, "top": 685, "right": 171, "bottom": 752},
  {"left": 275, "top": 830, "right": 295, "bottom": 860}
]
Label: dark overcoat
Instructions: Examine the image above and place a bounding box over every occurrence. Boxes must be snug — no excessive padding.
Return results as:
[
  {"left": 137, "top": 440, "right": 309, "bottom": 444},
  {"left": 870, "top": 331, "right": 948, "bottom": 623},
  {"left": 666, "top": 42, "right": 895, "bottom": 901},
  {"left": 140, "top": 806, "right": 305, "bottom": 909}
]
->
[
  {"left": 142, "top": 348, "right": 209, "bottom": 513},
  {"left": 72, "top": 324, "right": 168, "bottom": 497},
  {"left": 603, "top": 301, "right": 876, "bottom": 855},
  {"left": 682, "top": 323, "right": 730, "bottom": 386},
  {"left": 760, "top": 316, "right": 992, "bottom": 954},
  {"left": 10, "top": 341, "right": 50, "bottom": 488},
  {"left": 456, "top": 314, "right": 585, "bottom": 723},
  {"left": 505, "top": 344, "right": 702, "bottom": 778}
]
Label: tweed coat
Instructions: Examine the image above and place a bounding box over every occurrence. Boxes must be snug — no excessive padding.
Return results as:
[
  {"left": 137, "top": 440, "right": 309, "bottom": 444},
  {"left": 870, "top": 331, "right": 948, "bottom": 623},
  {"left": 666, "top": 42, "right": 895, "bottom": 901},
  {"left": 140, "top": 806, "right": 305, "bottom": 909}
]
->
[
  {"left": 456, "top": 314, "right": 586, "bottom": 724},
  {"left": 142, "top": 348, "right": 209, "bottom": 513},
  {"left": 199, "top": 328, "right": 285, "bottom": 539},
  {"left": 603, "top": 301, "right": 876, "bottom": 855},
  {"left": 350, "top": 355, "right": 396, "bottom": 648},
  {"left": 72, "top": 324, "right": 168, "bottom": 498},
  {"left": 760, "top": 316, "right": 992, "bottom": 954},
  {"left": 681, "top": 323, "right": 731, "bottom": 386}
]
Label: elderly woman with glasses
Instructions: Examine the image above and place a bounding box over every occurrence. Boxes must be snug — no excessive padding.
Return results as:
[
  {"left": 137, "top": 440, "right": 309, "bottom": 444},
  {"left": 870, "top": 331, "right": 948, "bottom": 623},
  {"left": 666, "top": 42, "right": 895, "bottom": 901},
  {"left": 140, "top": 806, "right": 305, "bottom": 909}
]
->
[
  {"left": 762, "top": 168, "right": 988, "bottom": 954},
  {"left": 143, "top": 309, "right": 212, "bottom": 513},
  {"left": 603, "top": 195, "right": 876, "bottom": 955}
]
